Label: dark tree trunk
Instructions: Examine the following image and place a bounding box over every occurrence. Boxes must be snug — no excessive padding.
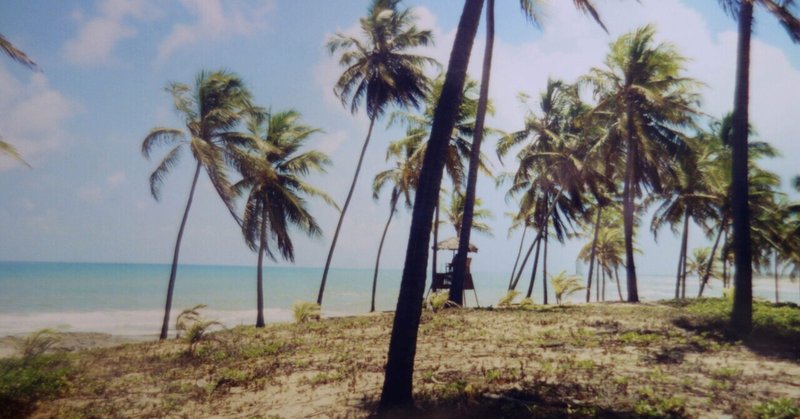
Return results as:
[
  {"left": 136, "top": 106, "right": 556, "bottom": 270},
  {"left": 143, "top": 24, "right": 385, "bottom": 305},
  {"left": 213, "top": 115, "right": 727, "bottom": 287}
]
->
[
  {"left": 730, "top": 1, "right": 754, "bottom": 335},
  {"left": 371, "top": 192, "right": 399, "bottom": 312},
  {"left": 508, "top": 225, "right": 528, "bottom": 290},
  {"left": 722, "top": 228, "right": 729, "bottom": 288},
  {"left": 513, "top": 233, "right": 538, "bottom": 291},
  {"left": 451, "top": 0, "right": 494, "bottom": 306},
  {"left": 525, "top": 235, "right": 542, "bottom": 299},
  {"left": 699, "top": 218, "right": 726, "bottom": 297},
  {"left": 543, "top": 225, "right": 549, "bottom": 305},
  {"left": 256, "top": 208, "right": 268, "bottom": 328},
  {"left": 318, "top": 116, "right": 377, "bottom": 306},
  {"left": 432, "top": 200, "right": 440, "bottom": 288},
  {"left": 601, "top": 267, "right": 606, "bottom": 302},
  {"left": 379, "top": 0, "right": 484, "bottom": 410},
  {"left": 676, "top": 208, "right": 690, "bottom": 300},
  {"left": 623, "top": 109, "right": 640, "bottom": 302},
  {"left": 615, "top": 265, "right": 624, "bottom": 302},
  {"left": 774, "top": 251, "right": 780, "bottom": 303},
  {"left": 159, "top": 162, "right": 202, "bottom": 340},
  {"left": 586, "top": 207, "right": 602, "bottom": 302}
]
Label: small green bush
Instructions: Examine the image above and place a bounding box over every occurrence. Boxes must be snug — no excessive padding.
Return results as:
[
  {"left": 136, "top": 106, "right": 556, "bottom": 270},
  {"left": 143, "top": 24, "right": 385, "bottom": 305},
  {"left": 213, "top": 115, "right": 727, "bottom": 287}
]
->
[
  {"left": 0, "top": 353, "right": 72, "bottom": 417},
  {"left": 426, "top": 291, "right": 452, "bottom": 312},
  {"left": 292, "top": 301, "right": 321, "bottom": 323},
  {"left": 752, "top": 398, "right": 800, "bottom": 419},
  {"left": 497, "top": 290, "right": 519, "bottom": 307},
  {"left": 176, "top": 305, "right": 222, "bottom": 356}
]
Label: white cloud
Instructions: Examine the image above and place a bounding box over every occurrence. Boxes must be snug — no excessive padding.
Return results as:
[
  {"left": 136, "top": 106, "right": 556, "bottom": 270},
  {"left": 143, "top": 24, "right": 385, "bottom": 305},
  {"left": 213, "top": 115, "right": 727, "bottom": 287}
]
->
[
  {"left": 106, "top": 171, "right": 127, "bottom": 188},
  {"left": 63, "top": 0, "right": 160, "bottom": 66},
  {"left": 0, "top": 66, "right": 80, "bottom": 170},
  {"left": 77, "top": 186, "right": 104, "bottom": 204},
  {"left": 314, "top": 130, "right": 348, "bottom": 155},
  {"left": 156, "top": 0, "right": 275, "bottom": 63}
]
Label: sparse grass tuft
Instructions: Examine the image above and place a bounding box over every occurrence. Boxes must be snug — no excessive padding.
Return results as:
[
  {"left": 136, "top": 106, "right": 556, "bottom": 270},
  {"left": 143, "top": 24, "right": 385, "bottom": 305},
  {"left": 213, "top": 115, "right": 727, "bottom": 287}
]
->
[
  {"left": 292, "top": 301, "right": 321, "bottom": 323},
  {"left": 752, "top": 397, "right": 800, "bottom": 419}
]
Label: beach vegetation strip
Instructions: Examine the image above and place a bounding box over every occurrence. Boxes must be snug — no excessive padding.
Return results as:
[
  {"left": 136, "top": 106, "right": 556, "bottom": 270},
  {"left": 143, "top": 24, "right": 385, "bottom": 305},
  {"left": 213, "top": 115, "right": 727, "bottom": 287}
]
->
[{"left": 4, "top": 300, "right": 798, "bottom": 418}]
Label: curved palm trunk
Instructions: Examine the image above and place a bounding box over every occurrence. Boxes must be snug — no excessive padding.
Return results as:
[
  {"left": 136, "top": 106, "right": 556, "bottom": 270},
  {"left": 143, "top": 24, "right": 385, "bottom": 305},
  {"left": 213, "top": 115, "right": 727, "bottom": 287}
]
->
[
  {"left": 731, "top": 1, "right": 754, "bottom": 334},
  {"left": 542, "top": 225, "right": 549, "bottom": 305},
  {"left": 676, "top": 208, "right": 690, "bottom": 299},
  {"left": 623, "top": 113, "right": 640, "bottom": 302},
  {"left": 525, "top": 234, "right": 542, "bottom": 299},
  {"left": 318, "top": 117, "right": 377, "bottom": 306},
  {"left": 699, "top": 218, "right": 726, "bottom": 297},
  {"left": 508, "top": 225, "right": 528, "bottom": 290},
  {"left": 615, "top": 265, "right": 624, "bottom": 301},
  {"left": 379, "top": 0, "right": 484, "bottom": 410},
  {"left": 586, "top": 208, "right": 602, "bottom": 302},
  {"left": 513, "top": 234, "right": 539, "bottom": 290},
  {"left": 451, "top": 0, "right": 494, "bottom": 306},
  {"left": 371, "top": 193, "right": 399, "bottom": 312},
  {"left": 159, "top": 162, "right": 201, "bottom": 340},
  {"left": 256, "top": 209, "right": 268, "bottom": 328}
]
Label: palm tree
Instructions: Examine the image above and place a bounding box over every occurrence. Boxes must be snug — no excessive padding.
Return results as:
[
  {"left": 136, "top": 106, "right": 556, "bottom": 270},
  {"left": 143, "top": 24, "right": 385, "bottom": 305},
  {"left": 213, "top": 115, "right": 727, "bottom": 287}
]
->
[
  {"left": 379, "top": 0, "right": 484, "bottom": 411},
  {"left": 686, "top": 247, "right": 720, "bottom": 290},
  {"left": 370, "top": 141, "right": 418, "bottom": 313},
  {"left": 584, "top": 25, "right": 701, "bottom": 302},
  {"left": 441, "top": 189, "right": 492, "bottom": 237},
  {"left": 232, "top": 110, "right": 336, "bottom": 328},
  {"left": 451, "top": 0, "right": 608, "bottom": 307},
  {"left": 318, "top": 0, "right": 437, "bottom": 306},
  {"left": 1, "top": 33, "right": 36, "bottom": 167},
  {"left": 716, "top": 0, "right": 799, "bottom": 334},
  {"left": 142, "top": 70, "right": 252, "bottom": 340},
  {"left": 550, "top": 271, "right": 585, "bottom": 305}
]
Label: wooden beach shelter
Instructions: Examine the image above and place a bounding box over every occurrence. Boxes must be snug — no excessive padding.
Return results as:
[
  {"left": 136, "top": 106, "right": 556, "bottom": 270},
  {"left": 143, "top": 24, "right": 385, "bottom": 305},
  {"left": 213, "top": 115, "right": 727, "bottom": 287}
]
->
[{"left": 429, "top": 237, "right": 479, "bottom": 306}]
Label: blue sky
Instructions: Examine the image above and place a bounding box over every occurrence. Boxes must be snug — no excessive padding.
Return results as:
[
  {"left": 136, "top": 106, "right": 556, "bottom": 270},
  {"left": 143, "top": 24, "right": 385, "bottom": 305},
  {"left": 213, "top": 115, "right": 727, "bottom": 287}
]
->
[{"left": 0, "top": 0, "right": 798, "bottom": 277}]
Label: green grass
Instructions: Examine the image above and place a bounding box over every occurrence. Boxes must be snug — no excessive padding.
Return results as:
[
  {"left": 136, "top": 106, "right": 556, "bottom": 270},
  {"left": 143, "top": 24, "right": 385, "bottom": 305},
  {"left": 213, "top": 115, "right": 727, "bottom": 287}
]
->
[{"left": 0, "top": 353, "right": 73, "bottom": 418}]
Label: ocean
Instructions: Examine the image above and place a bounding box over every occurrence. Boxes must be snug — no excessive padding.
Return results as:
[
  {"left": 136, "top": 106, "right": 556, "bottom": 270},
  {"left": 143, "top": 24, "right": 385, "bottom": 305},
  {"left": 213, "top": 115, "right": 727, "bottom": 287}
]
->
[{"left": 0, "top": 261, "right": 796, "bottom": 338}]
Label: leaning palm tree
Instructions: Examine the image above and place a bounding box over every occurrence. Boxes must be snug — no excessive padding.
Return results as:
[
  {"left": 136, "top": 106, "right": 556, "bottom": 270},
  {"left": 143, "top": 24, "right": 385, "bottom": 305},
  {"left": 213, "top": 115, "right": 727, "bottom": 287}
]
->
[
  {"left": 318, "top": 0, "right": 437, "bottom": 306},
  {"left": 450, "top": 0, "right": 609, "bottom": 307},
  {"left": 380, "top": 0, "right": 483, "bottom": 410},
  {"left": 232, "top": 110, "right": 336, "bottom": 327},
  {"left": 584, "top": 25, "right": 701, "bottom": 302},
  {"left": 142, "top": 70, "right": 252, "bottom": 340},
  {"left": 370, "top": 141, "right": 418, "bottom": 313},
  {"left": 716, "top": 0, "right": 799, "bottom": 334}
]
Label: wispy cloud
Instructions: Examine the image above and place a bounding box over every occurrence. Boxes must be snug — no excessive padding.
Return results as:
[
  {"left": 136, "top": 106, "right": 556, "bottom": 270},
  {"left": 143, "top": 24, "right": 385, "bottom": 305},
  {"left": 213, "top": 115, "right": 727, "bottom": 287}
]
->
[
  {"left": 156, "top": 0, "right": 275, "bottom": 63},
  {"left": 0, "top": 66, "right": 80, "bottom": 170},
  {"left": 62, "top": 0, "right": 161, "bottom": 66}
]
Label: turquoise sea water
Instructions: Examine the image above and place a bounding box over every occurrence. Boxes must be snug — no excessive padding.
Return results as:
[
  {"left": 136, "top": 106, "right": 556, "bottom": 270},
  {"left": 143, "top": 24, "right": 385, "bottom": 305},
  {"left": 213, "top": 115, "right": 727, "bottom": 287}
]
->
[{"left": 0, "top": 261, "right": 796, "bottom": 337}]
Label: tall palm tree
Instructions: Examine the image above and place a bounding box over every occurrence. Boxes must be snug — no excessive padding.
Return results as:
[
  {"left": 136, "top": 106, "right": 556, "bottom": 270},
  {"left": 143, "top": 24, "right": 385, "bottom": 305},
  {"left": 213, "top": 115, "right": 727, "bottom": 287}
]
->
[
  {"left": 716, "top": 0, "right": 799, "bottom": 334},
  {"left": 142, "top": 70, "right": 252, "bottom": 340},
  {"left": 1, "top": 33, "right": 37, "bottom": 167},
  {"left": 451, "top": 0, "right": 608, "bottom": 306},
  {"left": 584, "top": 25, "right": 701, "bottom": 302},
  {"left": 379, "top": 0, "right": 484, "bottom": 411},
  {"left": 232, "top": 110, "right": 336, "bottom": 328},
  {"left": 370, "top": 141, "right": 418, "bottom": 313},
  {"left": 441, "top": 189, "right": 492, "bottom": 237},
  {"left": 318, "top": 0, "right": 436, "bottom": 306}
]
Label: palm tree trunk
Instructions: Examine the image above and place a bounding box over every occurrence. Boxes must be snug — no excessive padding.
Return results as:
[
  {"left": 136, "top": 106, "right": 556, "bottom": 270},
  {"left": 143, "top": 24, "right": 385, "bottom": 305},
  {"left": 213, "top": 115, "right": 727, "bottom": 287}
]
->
[
  {"left": 681, "top": 214, "right": 690, "bottom": 300},
  {"left": 601, "top": 267, "right": 606, "bottom": 302},
  {"left": 543, "top": 225, "right": 549, "bottom": 305},
  {"left": 595, "top": 262, "right": 600, "bottom": 302},
  {"left": 372, "top": 193, "right": 399, "bottom": 312},
  {"left": 722, "top": 228, "right": 729, "bottom": 288},
  {"left": 256, "top": 209, "right": 267, "bottom": 328},
  {"left": 699, "top": 218, "right": 726, "bottom": 297},
  {"left": 525, "top": 234, "right": 542, "bottom": 299},
  {"left": 774, "top": 250, "right": 780, "bottom": 303},
  {"left": 615, "top": 265, "right": 624, "bottom": 302},
  {"left": 623, "top": 112, "right": 640, "bottom": 302},
  {"left": 431, "top": 200, "right": 440, "bottom": 290},
  {"left": 508, "top": 225, "right": 528, "bottom": 290},
  {"left": 318, "top": 116, "right": 377, "bottom": 306},
  {"left": 379, "top": 0, "right": 484, "bottom": 410},
  {"left": 451, "top": 0, "right": 494, "bottom": 306},
  {"left": 586, "top": 207, "right": 602, "bottom": 302},
  {"left": 730, "top": 0, "right": 754, "bottom": 335},
  {"left": 159, "top": 162, "right": 202, "bottom": 340},
  {"left": 676, "top": 209, "right": 690, "bottom": 299},
  {"left": 514, "top": 233, "right": 539, "bottom": 291}
]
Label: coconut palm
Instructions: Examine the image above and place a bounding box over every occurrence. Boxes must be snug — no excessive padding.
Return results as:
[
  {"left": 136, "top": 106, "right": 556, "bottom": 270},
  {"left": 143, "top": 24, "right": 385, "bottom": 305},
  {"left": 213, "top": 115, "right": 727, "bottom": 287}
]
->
[
  {"left": 584, "top": 25, "right": 701, "bottom": 302},
  {"left": 686, "top": 247, "right": 720, "bottom": 290},
  {"left": 318, "top": 0, "right": 437, "bottom": 306},
  {"left": 380, "top": 0, "right": 483, "bottom": 410},
  {"left": 451, "top": 0, "right": 609, "bottom": 307},
  {"left": 142, "top": 70, "right": 252, "bottom": 340},
  {"left": 716, "top": 0, "right": 799, "bottom": 333},
  {"left": 442, "top": 189, "right": 492, "bottom": 238},
  {"left": 231, "top": 110, "right": 336, "bottom": 328},
  {"left": 370, "top": 141, "right": 418, "bottom": 313},
  {"left": 550, "top": 271, "right": 585, "bottom": 305}
]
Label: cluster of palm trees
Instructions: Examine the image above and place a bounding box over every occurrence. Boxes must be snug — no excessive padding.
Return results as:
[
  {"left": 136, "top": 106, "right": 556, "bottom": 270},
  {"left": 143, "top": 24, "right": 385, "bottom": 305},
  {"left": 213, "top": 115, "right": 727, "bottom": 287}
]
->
[{"left": 142, "top": 71, "right": 336, "bottom": 339}]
